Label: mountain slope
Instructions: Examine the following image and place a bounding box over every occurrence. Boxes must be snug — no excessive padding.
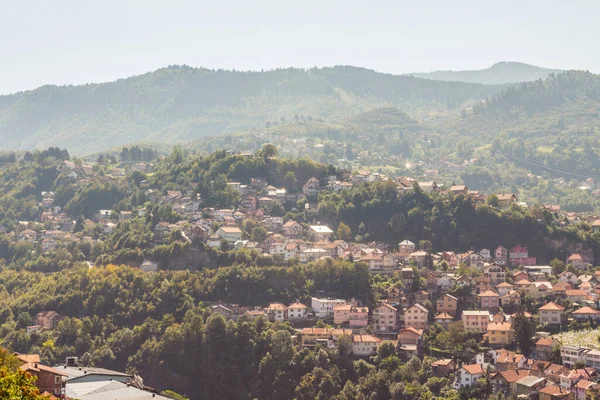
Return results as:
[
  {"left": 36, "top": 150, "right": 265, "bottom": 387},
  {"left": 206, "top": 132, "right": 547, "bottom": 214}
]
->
[
  {"left": 407, "top": 62, "right": 564, "bottom": 85},
  {"left": 0, "top": 66, "right": 504, "bottom": 154}
]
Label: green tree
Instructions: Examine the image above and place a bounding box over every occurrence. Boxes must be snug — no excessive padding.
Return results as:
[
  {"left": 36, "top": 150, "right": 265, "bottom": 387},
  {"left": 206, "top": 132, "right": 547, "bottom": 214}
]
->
[
  {"left": 336, "top": 222, "right": 352, "bottom": 241},
  {"left": 486, "top": 194, "right": 499, "bottom": 208},
  {"left": 74, "top": 215, "right": 85, "bottom": 233},
  {"left": 512, "top": 307, "right": 535, "bottom": 354}
]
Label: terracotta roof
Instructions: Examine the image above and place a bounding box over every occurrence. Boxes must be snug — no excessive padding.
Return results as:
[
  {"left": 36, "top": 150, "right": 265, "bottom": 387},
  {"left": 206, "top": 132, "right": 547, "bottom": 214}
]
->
[
  {"left": 16, "top": 354, "right": 40, "bottom": 363},
  {"left": 487, "top": 322, "right": 512, "bottom": 331},
  {"left": 435, "top": 313, "right": 454, "bottom": 320},
  {"left": 268, "top": 303, "right": 287, "bottom": 311},
  {"left": 568, "top": 254, "right": 583, "bottom": 261},
  {"left": 477, "top": 290, "right": 500, "bottom": 297},
  {"left": 301, "top": 327, "right": 330, "bottom": 335},
  {"left": 331, "top": 328, "right": 353, "bottom": 336},
  {"left": 219, "top": 226, "right": 242, "bottom": 233},
  {"left": 516, "top": 279, "right": 532, "bottom": 285},
  {"left": 287, "top": 302, "right": 307, "bottom": 309},
  {"left": 496, "top": 193, "right": 516, "bottom": 201},
  {"left": 431, "top": 358, "right": 454, "bottom": 367},
  {"left": 496, "top": 350, "right": 525, "bottom": 364},
  {"left": 410, "top": 303, "right": 429, "bottom": 313},
  {"left": 538, "top": 385, "right": 570, "bottom": 396},
  {"left": 539, "top": 302, "right": 565, "bottom": 311},
  {"left": 536, "top": 337, "right": 554, "bottom": 347},
  {"left": 462, "top": 364, "right": 485, "bottom": 375},
  {"left": 496, "top": 369, "right": 529, "bottom": 383},
  {"left": 566, "top": 289, "right": 588, "bottom": 297},
  {"left": 496, "top": 282, "right": 514, "bottom": 288},
  {"left": 353, "top": 334, "right": 381, "bottom": 343},
  {"left": 400, "top": 327, "right": 424, "bottom": 336},
  {"left": 572, "top": 306, "right": 599, "bottom": 315},
  {"left": 576, "top": 379, "right": 595, "bottom": 389},
  {"left": 378, "top": 303, "right": 398, "bottom": 312}
]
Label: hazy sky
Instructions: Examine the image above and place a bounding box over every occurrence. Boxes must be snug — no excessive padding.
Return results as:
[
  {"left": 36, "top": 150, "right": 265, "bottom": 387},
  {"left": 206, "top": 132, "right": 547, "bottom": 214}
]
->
[{"left": 1, "top": 0, "right": 598, "bottom": 94}]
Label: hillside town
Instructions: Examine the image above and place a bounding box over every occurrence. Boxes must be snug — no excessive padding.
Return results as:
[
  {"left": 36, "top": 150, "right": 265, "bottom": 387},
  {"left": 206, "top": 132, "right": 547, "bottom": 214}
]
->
[{"left": 7, "top": 153, "right": 600, "bottom": 399}]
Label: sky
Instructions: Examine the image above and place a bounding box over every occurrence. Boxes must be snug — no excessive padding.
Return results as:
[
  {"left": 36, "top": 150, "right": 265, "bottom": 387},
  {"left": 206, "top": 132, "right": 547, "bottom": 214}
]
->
[{"left": 0, "top": 0, "right": 599, "bottom": 94}]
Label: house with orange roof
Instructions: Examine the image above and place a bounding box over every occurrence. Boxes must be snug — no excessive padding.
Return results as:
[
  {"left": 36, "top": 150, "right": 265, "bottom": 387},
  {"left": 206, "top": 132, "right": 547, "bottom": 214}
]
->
[
  {"left": 352, "top": 334, "right": 381, "bottom": 356},
  {"left": 559, "top": 271, "right": 578, "bottom": 286},
  {"left": 267, "top": 303, "right": 288, "bottom": 321},
  {"left": 536, "top": 337, "right": 558, "bottom": 361},
  {"left": 373, "top": 303, "right": 398, "bottom": 334},
  {"left": 572, "top": 306, "right": 600, "bottom": 321},
  {"left": 567, "top": 253, "right": 585, "bottom": 269},
  {"left": 586, "top": 383, "right": 600, "bottom": 400},
  {"left": 282, "top": 220, "right": 303, "bottom": 238},
  {"left": 486, "top": 322, "right": 514, "bottom": 345},
  {"left": 16, "top": 353, "right": 67, "bottom": 397},
  {"left": 436, "top": 294, "right": 458, "bottom": 316},
  {"left": 300, "top": 327, "right": 353, "bottom": 347},
  {"left": 397, "top": 327, "right": 424, "bottom": 345},
  {"left": 477, "top": 290, "right": 500, "bottom": 311},
  {"left": 539, "top": 302, "right": 566, "bottom": 326},
  {"left": 431, "top": 358, "right": 457, "bottom": 377},
  {"left": 496, "top": 282, "right": 515, "bottom": 297},
  {"left": 560, "top": 368, "right": 598, "bottom": 389},
  {"left": 515, "top": 278, "right": 533, "bottom": 294},
  {"left": 404, "top": 303, "right": 429, "bottom": 330},
  {"left": 552, "top": 281, "right": 572, "bottom": 296},
  {"left": 462, "top": 310, "right": 491, "bottom": 333},
  {"left": 360, "top": 252, "right": 384, "bottom": 270},
  {"left": 539, "top": 384, "right": 571, "bottom": 400},
  {"left": 454, "top": 363, "right": 485, "bottom": 388},
  {"left": 566, "top": 289, "right": 590, "bottom": 302},
  {"left": 574, "top": 379, "right": 595, "bottom": 400},
  {"left": 493, "top": 349, "right": 527, "bottom": 371},
  {"left": 434, "top": 313, "right": 454, "bottom": 327},
  {"left": 500, "top": 290, "right": 522, "bottom": 308},
  {"left": 489, "top": 369, "right": 530, "bottom": 396},
  {"left": 513, "top": 270, "right": 529, "bottom": 281},
  {"left": 496, "top": 193, "right": 518, "bottom": 209},
  {"left": 287, "top": 302, "right": 308, "bottom": 319}
]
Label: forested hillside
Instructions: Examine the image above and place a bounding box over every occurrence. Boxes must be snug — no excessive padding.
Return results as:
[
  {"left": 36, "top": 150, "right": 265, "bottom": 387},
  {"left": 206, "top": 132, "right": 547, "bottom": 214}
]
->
[{"left": 0, "top": 66, "right": 503, "bottom": 154}]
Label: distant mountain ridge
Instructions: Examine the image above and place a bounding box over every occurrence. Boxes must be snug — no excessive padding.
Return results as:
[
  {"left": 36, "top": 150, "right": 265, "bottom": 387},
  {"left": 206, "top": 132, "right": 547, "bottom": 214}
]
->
[
  {"left": 0, "top": 65, "right": 504, "bottom": 154},
  {"left": 406, "top": 61, "right": 565, "bottom": 85}
]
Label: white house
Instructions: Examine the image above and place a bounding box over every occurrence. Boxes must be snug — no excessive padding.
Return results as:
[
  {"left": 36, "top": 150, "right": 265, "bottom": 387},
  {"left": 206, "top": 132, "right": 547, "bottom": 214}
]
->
[
  {"left": 287, "top": 302, "right": 308, "bottom": 319},
  {"left": 309, "top": 225, "right": 333, "bottom": 241},
  {"left": 454, "top": 364, "right": 485, "bottom": 389},
  {"left": 352, "top": 335, "right": 380, "bottom": 356},
  {"left": 216, "top": 226, "right": 243, "bottom": 242},
  {"left": 311, "top": 297, "right": 346, "bottom": 318}
]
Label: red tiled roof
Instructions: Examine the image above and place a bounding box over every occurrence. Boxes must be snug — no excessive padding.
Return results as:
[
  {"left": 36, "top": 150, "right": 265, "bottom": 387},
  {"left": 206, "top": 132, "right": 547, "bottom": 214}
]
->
[
  {"left": 566, "top": 289, "right": 588, "bottom": 297},
  {"left": 477, "top": 290, "right": 500, "bottom": 297},
  {"left": 487, "top": 322, "right": 511, "bottom": 331},
  {"left": 536, "top": 337, "right": 554, "bottom": 347},
  {"left": 462, "top": 364, "right": 485, "bottom": 375},
  {"left": 497, "top": 369, "right": 529, "bottom": 383},
  {"left": 572, "top": 306, "right": 599, "bottom": 315},
  {"left": 539, "top": 302, "right": 565, "bottom": 311},
  {"left": 539, "top": 385, "right": 570, "bottom": 396}
]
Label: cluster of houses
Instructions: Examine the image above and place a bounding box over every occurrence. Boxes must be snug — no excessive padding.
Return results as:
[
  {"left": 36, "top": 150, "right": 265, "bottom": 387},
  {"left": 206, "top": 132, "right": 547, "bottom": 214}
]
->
[
  {"left": 14, "top": 353, "right": 170, "bottom": 399},
  {"left": 205, "top": 238, "right": 600, "bottom": 399}
]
